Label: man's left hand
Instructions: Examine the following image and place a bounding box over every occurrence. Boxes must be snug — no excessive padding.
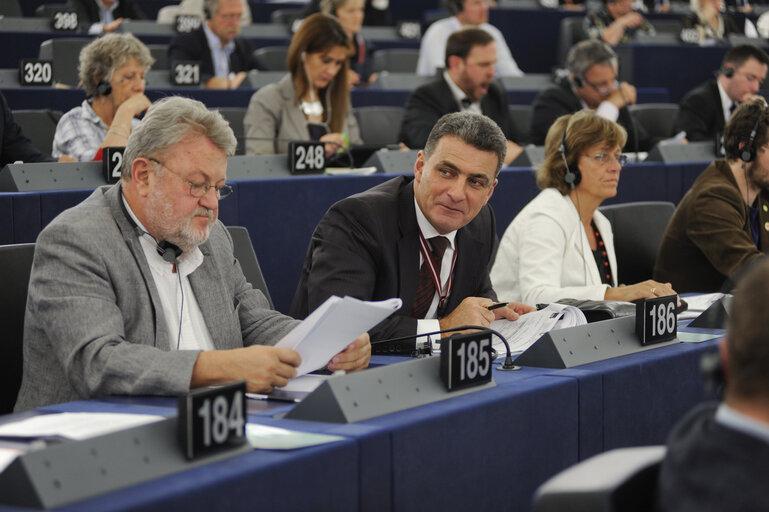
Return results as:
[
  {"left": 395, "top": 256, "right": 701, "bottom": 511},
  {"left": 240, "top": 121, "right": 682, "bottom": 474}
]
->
[
  {"left": 327, "top": 333, "right": 371, "bottom": 372},
  {"left": 493, "top": 302, "right": 536, "bottom": 321}
]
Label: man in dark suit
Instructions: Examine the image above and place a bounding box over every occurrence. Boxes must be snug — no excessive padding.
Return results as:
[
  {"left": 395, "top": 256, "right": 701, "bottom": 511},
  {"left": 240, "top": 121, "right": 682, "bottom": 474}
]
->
[
  {"left": 67, "top": 0, "right": 145, "bottom": 34},
  {"left": 674, "top": 45, "right": 769, "bottom": 143},
  {"left": 0, "top": 92, "right": 55, "bottom": 166},
  {"left": 529, "top": 39, "right": 650, "bottom": 152},
  {"left": 168, "top": 0, "right": 257, "bottom": 89},
  {"left": 291, "top": 112, "right": 533, "bottom": 348},
  {"left": 400, "top": 28, "right": 523, "bottom": 165}
]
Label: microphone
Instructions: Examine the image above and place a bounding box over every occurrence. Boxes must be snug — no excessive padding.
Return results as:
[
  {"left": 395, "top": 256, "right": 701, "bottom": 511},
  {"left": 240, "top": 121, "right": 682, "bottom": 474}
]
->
[{"left": 372, "top": 325, "right": 519, "bottom": 371}]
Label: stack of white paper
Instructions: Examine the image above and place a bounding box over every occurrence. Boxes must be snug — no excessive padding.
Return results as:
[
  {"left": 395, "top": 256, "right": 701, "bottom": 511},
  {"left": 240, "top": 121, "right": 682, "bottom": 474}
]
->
[{"left": 489, "top": 303, "right": 588, "bottom": 355}]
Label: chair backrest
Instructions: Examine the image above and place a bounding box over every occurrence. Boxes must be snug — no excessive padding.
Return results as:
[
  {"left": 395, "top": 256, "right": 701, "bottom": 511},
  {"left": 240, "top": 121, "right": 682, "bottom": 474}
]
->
[
  {"left": 246, "top": 69, "right": 286, "bottom": 88},
  {"left": 35, "top": 3, "right": 68, "bottom": 18},
  {"left": 353, "top": 106, "right": 405, "bottom": 146},
  {"left": 0, "top": 243, "right": 36, "bottom": 415},
  {"left": 599, "top": 201, "right": 675, "bottom": 285},
  {"left": 535, "top": 446, "right": 666, "bottom": 512},
  {"left": 147, "top": 44, "right": 168, "bottom": 70},
  {"left": 508, "top": 104, "right": 532, "bottom": 145},
  {"left": 369, "top": 72, "right": 432, "bottom": 90},
  {"left": 557, "top": 16, "right": 585, "bottom": 67},
  {"left": 270, "top": 8, "right": 303, "bottom": 25},
  {"left": 12, "top": 109, "right": 62, "bottom": 155},
  {"left": 628, "top": 103, "right": 679, "bottom": 142},
  {"left": 226, "top": 226, "right": 273, "bottom": 308},
  {"left": 253, "top": 46, "right": 289, "bottom": 71},
  {"left": 0, "top": 0, "right": 21, "bottom": 17},
  {"left": 216, "top": 108, "right": 247, "bottom": 155},
  {"left": 39, "top": 37, "right": 92, "bottom": 87},
  {"left": 371, "top": 48, "right": 420, "bottom": 73}
]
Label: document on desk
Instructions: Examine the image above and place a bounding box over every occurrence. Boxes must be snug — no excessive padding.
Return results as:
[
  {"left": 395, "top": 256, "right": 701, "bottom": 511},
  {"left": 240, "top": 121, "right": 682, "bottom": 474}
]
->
[
  {"left": 490, "top": 303, "right": 587, "bottom": 355},
  {"left": 0, "top": 412, "right": 165, "bottom": 441},
  {"left": 276, "top": 296, "right": 402, "bottom": 375},
  {"left": 245, "top": 423, "right": 345, "bottom": 450},
  {"left": 678, "top": 292, "right": 726, "bottom": 321}
]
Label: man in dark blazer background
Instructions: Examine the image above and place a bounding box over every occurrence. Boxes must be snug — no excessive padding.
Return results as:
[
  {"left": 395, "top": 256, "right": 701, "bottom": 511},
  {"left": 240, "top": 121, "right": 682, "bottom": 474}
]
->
[
  {"left": 529, "top": 39, "right": 650, "bottom": 152},
  {"left": 674, "top": 45, "right": 769, "bottom": 143},
  {"left": 0, "top": 92, "right": 55, "bottom": 166},
  {"left": 291, "top": 112, "right": 533, "bottom": 349},
  {"left": 399, "top": 28, "right": 524, "bottom": 165},
  {"left": 168, "top": 0, "right": 257, "bottom": 89},
  {"left": 68, "top": 0, "right": 145, "bottom": 34}
]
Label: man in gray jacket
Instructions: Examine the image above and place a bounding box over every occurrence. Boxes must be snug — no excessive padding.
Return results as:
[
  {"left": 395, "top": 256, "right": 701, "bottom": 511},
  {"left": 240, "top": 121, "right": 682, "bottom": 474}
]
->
[{"left": 15, "top": 96, "right": 369, "bottom": 411}]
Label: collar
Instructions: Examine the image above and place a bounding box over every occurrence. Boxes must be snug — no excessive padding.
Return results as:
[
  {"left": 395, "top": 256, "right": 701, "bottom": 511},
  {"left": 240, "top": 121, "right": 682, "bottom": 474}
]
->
[
  {"left": 80, "top": 99, "right": 108, "bottom": 129},
  {"left": 96, "top": 0, "right": 119, "bottom": 13},
  {"left": 120, "top": 191, "right": 204, "bottom": 272},
  {"left": 413, "top": 197, "right": 457, "bottom": 249},
  {"left": 717, "top": 80, "right": 734, "bottom": 121},
  {"left": 203, "top": 20, "right": 235, "bottom": 53},
  {"left": 443, "top": 71, "right": 480, "bottom": 111},
  {"left": 716, "top": 402, "right": 769, "bottom": 446}
]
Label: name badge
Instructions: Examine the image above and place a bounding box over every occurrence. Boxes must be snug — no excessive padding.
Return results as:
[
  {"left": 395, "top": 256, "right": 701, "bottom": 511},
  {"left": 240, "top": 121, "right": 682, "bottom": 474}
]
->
[
  {"left": 440, "top": 331, "right": 493, "bottom": 391},
  {"left": 19, "top": 59, "right": 53, "bottom": 86},
  {"left": 635, "top": 294, "right": 677, "bottom": 345},
  {"left": 289, "top": 141, "right": 326, "bottom": 174}
]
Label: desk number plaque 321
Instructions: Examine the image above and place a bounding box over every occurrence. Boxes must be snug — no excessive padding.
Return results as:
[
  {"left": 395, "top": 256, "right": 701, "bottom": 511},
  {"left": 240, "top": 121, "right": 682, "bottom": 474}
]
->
[{"left": 178, "top": 381, "right": 247, "bottom": 460}]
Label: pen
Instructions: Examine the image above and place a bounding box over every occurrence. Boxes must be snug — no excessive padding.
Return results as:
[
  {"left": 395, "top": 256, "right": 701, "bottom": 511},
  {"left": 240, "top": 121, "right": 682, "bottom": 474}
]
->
[{"left": 486, "top": 302, "right": 508, "bottom": 311}]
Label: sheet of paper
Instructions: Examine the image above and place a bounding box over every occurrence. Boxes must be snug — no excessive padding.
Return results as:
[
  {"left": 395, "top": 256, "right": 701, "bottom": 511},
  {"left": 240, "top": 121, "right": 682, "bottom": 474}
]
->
[
  {"left": 0, "top": 413, "right": 165, "bottom": 441},
  {"left": 246, "top": 374, "right": 328, "bottom": 401},
  {"left": 490, "top": 303, "right": 587, "bottom": 355},
  {"left": 276, "top": 296, "right": 402, "bottom": 375},
  {"left": 677, "top": 331, "right": 723, "bottom": 343},
  {"left": 245, "top": 423, "right": 345, "bottom": 450},
  {"left": 0, "top": 446, "right": 23, "bottom": 474},
  {"left": 678, "top": 293, "right": 725, "bottom": 320}
]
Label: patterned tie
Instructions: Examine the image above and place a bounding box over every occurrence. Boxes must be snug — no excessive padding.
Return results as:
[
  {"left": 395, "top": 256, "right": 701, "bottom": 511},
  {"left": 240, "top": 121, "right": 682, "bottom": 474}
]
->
[
  {"left": 412, "top": 236, "right": 449, "bottom": 319},
  {"left": 729, "top": 103, "right": 737, "bottom": 118},
  {"left": 460, "top": 98, "right": 472, "bottom": 110}
]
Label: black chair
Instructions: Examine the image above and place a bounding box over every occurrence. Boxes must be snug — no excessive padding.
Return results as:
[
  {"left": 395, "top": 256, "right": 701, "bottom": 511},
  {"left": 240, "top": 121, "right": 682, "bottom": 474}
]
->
[
  {"left": 534, "top": 446, "right": 666, "bottom": 512},
  {"left": 39, "top": 37, "right": 92, "bottom": 87},
  {"left": 628, "top": 103, "right": 679, "bottom": 140},
  {"left": 557, "top": 16, "right": 586, "bottom": 67},
  {"left": 12, "top": 109, "right": 62, "bottom": 155},
  {"left": 0, "top": 243, "right": 36, "bottom": 415},
  {"left": 217, "top": 108, "right": 247, "bottom": 156},
  {"left": 0, "top": 0, "right": 21, "bottom": 17},
  {"left": 371, "top": 48, "right": 420, "bottom": 73},
  {"left": 35, "top": 3, "right": 68, "bottom": 17},
  {"left": 253, "top": 46, "right": 289, "bottom": 71},
  {"left": 147, "top": 44, "right": 168, "bottom": 70},
  {"left": 599, "top": 201, "right": 675, "bottom": 285},
  {"left": 246, "top": 69, "right": 286, "bottom": 88},
  {"left": 353, "top": 106, "right": 405, "bottom": 146},
  {"left": 226, "top": 226, "right": 273, "bottom": 308},
  {"left": 508, "top": 104, "right": 532, "bottom": 145},
  {"left": 270, "top": 8, "right": 303, "bottom": 25},
  {"left": 369, "top": 72, "right": 432, "bottom": 89}
]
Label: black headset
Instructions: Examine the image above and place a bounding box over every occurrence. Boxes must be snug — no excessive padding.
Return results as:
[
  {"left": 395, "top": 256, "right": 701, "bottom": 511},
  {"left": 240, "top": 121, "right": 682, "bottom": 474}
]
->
[
  {"left": 156, "top": 240, "right": 183, "bottom": 264},
  {"left": 446, "top": 0, "right": 464, "bottom": 15},
  {"left": 559, "top": 119, "right": 581, "bottom": 189},
  {"left": 572, "top": 75, "right": 584, "bottom": 88},
  {"left": 95, "top": 79, "right": 112, "bottom": 97},
  {"left": 740, "top": 103, "right": 767, "bottom": 163},
  {"left": 722, "top": 66, "right": 735, "bottom": 78}
]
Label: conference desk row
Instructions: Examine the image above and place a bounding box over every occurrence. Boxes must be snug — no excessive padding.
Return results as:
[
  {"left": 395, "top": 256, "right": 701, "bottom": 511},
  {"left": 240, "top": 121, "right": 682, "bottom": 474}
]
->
[
  {"left": 0, "top": 333, "right": 721, "bottom": 511},
  {"left": 0, "top": 160, "right": 710, "bottom": 314}
]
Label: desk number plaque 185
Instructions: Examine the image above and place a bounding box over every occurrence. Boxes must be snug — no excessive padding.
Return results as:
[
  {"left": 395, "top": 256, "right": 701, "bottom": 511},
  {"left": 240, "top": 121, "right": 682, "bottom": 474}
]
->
[{"left": 440, "top": 331, "right": 494, "bottom": 391}]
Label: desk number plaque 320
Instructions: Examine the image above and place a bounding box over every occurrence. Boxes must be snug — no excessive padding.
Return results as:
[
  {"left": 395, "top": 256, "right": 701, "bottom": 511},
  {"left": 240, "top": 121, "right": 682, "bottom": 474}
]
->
[
  {"left": 178, "top": 381, "right": 247, "bottom": 460},
  {"left": 635, "top": 294, "right": 677, "bottom": 345},
  {"left": 440, "top": 332, "right": 493, "bottom": 391}
]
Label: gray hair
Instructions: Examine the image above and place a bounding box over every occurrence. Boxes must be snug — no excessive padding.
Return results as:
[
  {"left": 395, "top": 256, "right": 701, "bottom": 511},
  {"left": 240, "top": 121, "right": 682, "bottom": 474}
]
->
[
  {"left": 204, "top": 0, "right": 243, "bottom": 16},
  {"left": 424, "top": 112, "right": 507, "bottom": 176},
  {"left": 122, "top": 97, "right": 237, "bottom": 180},
  {"left": 319, "top": 0, "right": 350, "bottom": 14},
  {"left": 79, "top": 33, "right": 154, "bottom": 97},
  {"left": 566, "top": 39, "right": 618, "bottom": 80}
]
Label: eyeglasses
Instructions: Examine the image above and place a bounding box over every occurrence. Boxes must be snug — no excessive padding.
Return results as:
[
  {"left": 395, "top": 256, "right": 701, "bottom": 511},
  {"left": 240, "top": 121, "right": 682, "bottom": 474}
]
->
[
  {"left": 148, "top": 158, "right": 233, "bottom": 200},
  {"left": 589, "top": 153, "right": 628, "bottom": 166},
  {"left": 582, "top": 77, "right": 619, "bottom": 96}
]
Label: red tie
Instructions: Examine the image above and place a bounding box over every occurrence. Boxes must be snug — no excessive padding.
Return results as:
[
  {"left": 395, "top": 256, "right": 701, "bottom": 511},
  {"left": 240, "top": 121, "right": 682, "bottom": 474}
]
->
[{"left": 412, "top": 236, "right": 449, "bottom": 319}]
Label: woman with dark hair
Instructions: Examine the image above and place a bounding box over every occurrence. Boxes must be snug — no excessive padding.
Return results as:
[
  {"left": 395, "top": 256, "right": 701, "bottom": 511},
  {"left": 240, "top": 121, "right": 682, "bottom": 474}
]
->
[
  {"left": 244, "top": 13, "right": 362, "bottom": 156},
  {"left": 491, "top": 109, "right": 675, "bottom": 303},
  {"left": 320, "top": 0, "right": 376, "bottom": 86}
]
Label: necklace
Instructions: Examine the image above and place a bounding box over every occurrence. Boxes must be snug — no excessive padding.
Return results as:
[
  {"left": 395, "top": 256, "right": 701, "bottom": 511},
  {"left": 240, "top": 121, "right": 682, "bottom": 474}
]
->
[{"left": 301, "top": 99, "right": 323, "bottom": 117}]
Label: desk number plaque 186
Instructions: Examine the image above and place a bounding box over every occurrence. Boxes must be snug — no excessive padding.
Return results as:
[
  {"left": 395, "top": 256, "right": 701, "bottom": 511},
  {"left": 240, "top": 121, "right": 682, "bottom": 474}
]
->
[
  {"left": 635, "top": 295, "right": 678, "bottom": 345},
  {"left": 178, "top": 381, "right": 247, "bottom": 460}
]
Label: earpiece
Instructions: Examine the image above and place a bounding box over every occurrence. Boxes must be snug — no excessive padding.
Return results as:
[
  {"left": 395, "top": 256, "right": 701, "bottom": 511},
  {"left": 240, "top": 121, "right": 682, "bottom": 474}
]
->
[
  {"left": 740, "top": 104, "right": 766, "bottom": 163},
  {"left": 301, "top": 51, "right": 306, "bottom": 61},
  {"left": 446, "top": 0, "right": 464, "bottom": 15},
  {"left": 157, "top": 240, "right": 182, "bottom": 264},
  {"left": 722, "top": 66, "right": 735, "bottom": 78},
  {"left": 95, "top": 79, "right": 112, "bottom": 97},
  {"left": 573, "top": 75, "right": 584, "bottom": 88},
  {"left": 559, "top": 120, "right": 581, "bottom": 189}
]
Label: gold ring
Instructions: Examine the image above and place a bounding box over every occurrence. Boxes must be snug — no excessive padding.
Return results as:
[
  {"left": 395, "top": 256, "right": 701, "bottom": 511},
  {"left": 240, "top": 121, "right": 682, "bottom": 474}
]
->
[{"left": 651, "top": 287, "right": 657, "bottom": 294}]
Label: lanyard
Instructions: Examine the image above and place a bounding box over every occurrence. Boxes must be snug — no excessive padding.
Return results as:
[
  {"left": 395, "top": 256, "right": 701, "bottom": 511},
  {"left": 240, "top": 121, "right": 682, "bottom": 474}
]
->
[{"left": 417, "top": 230, "right": 457, "bottom": 314}]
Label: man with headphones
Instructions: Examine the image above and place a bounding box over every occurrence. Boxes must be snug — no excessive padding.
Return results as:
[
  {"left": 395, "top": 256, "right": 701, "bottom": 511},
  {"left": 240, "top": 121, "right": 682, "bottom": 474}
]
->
[
  {"left": 656, "top": 258, "right": 769, "bottom": 511},
  {"left": 674, "top": 45, "right": 769, "bottom": 143},
  {"left": 168, "top": 0, "right": 258, "bottom": 89},
  {"left": 654, "top": 98, "right": 769, "bottom": 293},
  {"left": 584, "top": 0, "right": 655, "bottom": 45},
  {"left": 416, "top": 0, "right": 522, "bottom": 77},
  {"left": 68, "top": 0, "right": 145, "bottom": 34},
  {"left": 529, "top": 39, "right": 650, "bottom": 152},
  {"left": 15, "top": 96, "right": 371, "bottom": 411}
]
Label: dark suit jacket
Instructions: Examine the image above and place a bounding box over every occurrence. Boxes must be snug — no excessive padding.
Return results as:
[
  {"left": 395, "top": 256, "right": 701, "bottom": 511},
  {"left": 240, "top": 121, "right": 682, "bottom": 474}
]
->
[
  {"left": 290, "top": 176, "right": 498, "bottom": 341},
  {"left": 399, "top": 77, "right": 518, "bottom": 149},
  {"left": 1, "top": 92, "right": 54, "bottom": 166},
  {"left": 673, "top": 79, "right": 724, "bottom": 142},
  {"left": 67, "top": 0, "right": 145, "bottom": 23},
  {"left": 168, "top": 27, "right": 257, "bottom": 81},
  {"left": 529, "top": 78, "right": 651, "bottom": 152}
]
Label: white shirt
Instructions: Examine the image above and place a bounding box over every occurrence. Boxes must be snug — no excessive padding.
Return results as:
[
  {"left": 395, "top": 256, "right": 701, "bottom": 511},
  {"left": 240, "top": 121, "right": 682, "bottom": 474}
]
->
[
  {"left": 122, "top": 195, "right": 216, "bottom": 351},
  {"left": 443, "top": 71, "right": 482, "bottom": 115},
  {"left": 88, "top": 0, "right": 119, "bottom": 35},
  {"left": 414, "top": 198, "right": 458, "bottom": 345},
  {"left": 416, "top": 16, "right": 523, "bottom": 77},
  {"left": 717, "top": 80, "right": 735, "bottom": 124},
  {"left": 203, "top": 20, "right": 235, "bottom": 78}
]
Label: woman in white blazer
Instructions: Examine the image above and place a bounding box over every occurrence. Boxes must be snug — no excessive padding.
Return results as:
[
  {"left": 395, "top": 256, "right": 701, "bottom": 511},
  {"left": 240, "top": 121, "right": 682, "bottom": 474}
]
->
[{"left": 491, "top": 110, "right": 675, "bottom": 304}]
